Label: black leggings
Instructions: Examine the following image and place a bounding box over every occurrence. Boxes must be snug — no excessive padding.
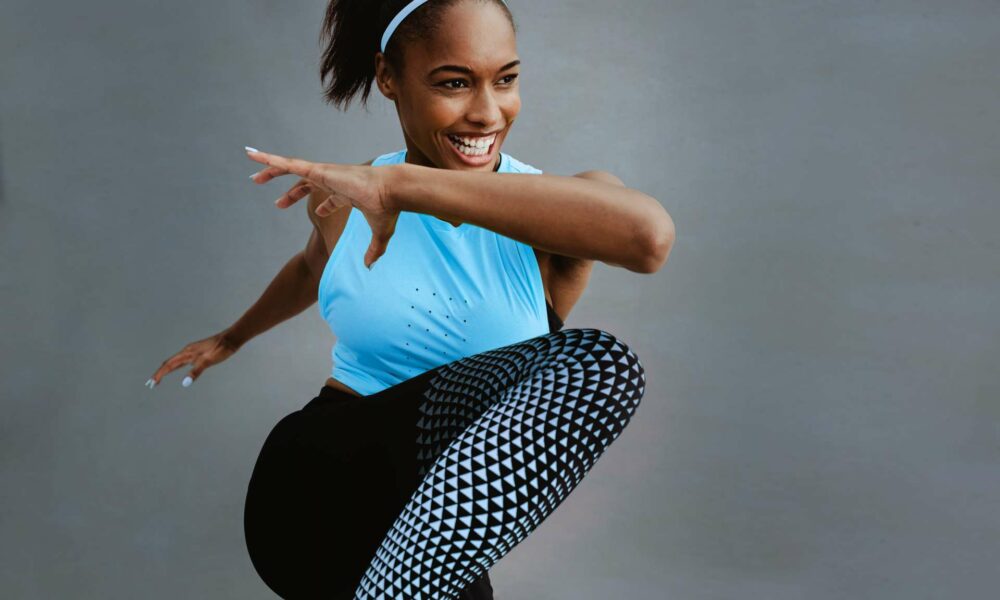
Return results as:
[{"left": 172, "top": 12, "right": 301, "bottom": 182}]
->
[{"left": 244, "top": 328, "right": 646, "bottom": 599}]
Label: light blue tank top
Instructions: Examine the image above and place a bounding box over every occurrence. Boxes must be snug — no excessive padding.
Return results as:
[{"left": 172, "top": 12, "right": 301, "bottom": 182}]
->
[{"left": 317, "top": 149, "right": 550, "bottom": 396}]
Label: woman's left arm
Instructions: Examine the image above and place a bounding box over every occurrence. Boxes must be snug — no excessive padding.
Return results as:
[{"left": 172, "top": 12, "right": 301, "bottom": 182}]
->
[{"left": 385, "top": 164, "right": 675, "bottom": 274}]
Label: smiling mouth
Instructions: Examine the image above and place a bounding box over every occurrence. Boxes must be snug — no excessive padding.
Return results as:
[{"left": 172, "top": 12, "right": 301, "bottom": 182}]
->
[{"left": 446, "top": 133, "right": 497, "bottom": 158}]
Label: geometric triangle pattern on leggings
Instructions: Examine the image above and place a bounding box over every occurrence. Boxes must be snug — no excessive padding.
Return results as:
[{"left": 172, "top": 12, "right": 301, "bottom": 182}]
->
[{"left": 353, "top": 327, "right": 646, "bottom": 599}]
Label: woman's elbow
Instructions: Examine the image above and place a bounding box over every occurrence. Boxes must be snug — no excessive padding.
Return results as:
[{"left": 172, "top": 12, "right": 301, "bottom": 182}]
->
[{"left": 638, "top": 215, "right": 676, "bottom": 274}]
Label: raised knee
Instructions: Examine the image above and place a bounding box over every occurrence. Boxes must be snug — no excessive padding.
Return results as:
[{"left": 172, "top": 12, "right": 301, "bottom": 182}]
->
[
  {"left": 564, "top": 328, "right": 642, "bottom": 363},
  {"left": 558, "top": 328, "right": 646, "bottom": 401},
  {"left": 563, "top": 327, "right": 628, "bottom": 347}
]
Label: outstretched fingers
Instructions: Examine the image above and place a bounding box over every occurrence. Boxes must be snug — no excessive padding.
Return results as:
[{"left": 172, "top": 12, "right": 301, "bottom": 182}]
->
[
  {"left": 245, "top": 147, "right": 318, "bottom": 181},
  {"left": 274, "top": 179, "right": 313, "bottom": 209},
  {"left": 364, "top": 221, "right": 397, "bottom": 269},
  {"left": 245, "top": 148, "right": 335, "bottom": 209},
  {"left": 248, "top": 165, "right": 292, "bottom": 184},
  {"left": 149, "top": 352, "right": 192, "bottom": 387},
  {"left": 313, "top": 192, "right": 353, "bottom": 218}
]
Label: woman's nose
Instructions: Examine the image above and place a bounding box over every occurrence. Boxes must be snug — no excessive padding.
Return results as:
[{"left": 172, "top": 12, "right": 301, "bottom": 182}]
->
[{"left": 466, "top": 87, "right": 504, "bottom": 128}]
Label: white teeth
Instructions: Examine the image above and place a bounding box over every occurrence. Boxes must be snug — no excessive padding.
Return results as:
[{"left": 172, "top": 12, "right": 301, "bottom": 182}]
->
[
  {"left": 448, "top": 134, "right": 495, "bottom": 148},
  {"left": 448, "top": 134, "right": 494, "bottom": 156}
]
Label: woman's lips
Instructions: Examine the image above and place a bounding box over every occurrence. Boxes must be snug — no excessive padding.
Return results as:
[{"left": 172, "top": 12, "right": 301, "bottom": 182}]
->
[{"left": 445, "top": 134, "right": 497, "bottom": 166}]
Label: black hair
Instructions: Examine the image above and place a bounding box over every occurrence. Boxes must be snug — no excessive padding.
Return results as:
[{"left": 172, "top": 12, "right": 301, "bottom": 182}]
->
[{"left": 319, "top": 0, "right": 515, "bottom": 112}]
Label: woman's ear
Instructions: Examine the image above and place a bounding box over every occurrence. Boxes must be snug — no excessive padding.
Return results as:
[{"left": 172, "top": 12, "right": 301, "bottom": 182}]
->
[{"left": 374, "top": 52, "right": 397, "bottom": 101}]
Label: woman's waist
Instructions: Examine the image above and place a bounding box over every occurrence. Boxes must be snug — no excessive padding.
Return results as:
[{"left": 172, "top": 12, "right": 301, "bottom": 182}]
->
[{"left": 324, "top": 376, "right": 363, "bottom": 398}]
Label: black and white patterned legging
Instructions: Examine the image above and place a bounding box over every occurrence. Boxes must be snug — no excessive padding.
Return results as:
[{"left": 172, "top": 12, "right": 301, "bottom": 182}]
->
[{"left": 244, "top": 328, "right": 646, "bottom": 599}]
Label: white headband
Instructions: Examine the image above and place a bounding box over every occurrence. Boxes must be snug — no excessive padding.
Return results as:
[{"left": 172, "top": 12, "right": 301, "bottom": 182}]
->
[{"left": 380, "top": 0, "right": 510, "bottom": 53}]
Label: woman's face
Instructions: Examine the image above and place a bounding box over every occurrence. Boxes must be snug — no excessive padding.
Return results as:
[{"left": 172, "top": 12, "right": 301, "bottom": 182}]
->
[{"left": 375, "top": 1, "right": 520, "bottom": 171}]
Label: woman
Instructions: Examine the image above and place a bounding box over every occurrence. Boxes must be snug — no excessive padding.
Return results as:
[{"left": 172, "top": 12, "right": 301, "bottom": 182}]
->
[{"left": 147, "top": 0, "right": 674, "bottom": 597}]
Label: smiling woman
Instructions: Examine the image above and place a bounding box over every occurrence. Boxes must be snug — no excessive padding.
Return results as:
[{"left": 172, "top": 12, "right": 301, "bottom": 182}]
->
[
  {"left": 321, "top": 0, "right": 521, "bottom": 174},
  {"left": 234, "top": 0, "right": 667, "bottom": 599}
]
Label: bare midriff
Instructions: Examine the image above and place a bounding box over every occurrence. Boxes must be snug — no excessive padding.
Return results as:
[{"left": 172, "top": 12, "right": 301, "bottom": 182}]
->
[{"left": 325, "top": 376, "right": 363, "bottom": 397}]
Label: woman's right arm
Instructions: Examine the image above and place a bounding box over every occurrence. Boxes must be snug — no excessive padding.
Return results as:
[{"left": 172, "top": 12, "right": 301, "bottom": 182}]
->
[
  {"left": 146, "top": 158, "right": 374, "bottom": 387},
  {"left": 146, "top": 225, "right": 328, "bottom": 387},
  {"left": 219, "top": 228, "right": 326, "bottom": 352}
]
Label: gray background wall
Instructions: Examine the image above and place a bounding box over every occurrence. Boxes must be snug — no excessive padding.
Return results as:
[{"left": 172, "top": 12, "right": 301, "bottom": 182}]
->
[{"left": 2, "top": 0, "right": 998, "bottom": 598}]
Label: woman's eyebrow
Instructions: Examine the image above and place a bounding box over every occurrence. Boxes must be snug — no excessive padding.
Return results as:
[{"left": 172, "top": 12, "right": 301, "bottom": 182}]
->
[{"left": 427, "top": 59, "right": 521, "bottom": 77}]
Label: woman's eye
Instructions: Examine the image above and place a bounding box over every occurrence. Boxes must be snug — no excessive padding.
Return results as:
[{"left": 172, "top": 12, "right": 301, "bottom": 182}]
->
[{"left": 440, "top": 74, "right": 518, "bottom": 90}]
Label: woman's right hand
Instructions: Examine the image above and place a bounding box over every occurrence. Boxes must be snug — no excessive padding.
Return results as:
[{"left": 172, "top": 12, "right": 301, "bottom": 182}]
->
[{"left": 145, "top": 331, "right": 241, "bottom": 388}]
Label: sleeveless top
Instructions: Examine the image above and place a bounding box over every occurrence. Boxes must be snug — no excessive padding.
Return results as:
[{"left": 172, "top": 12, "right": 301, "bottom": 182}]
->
[{"left": 317, "top": 148, "right": 564, "bottom": 396}]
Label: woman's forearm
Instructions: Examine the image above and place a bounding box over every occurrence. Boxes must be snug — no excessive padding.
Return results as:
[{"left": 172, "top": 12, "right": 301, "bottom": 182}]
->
[
  {"left": 386, "top": 163, "right": 671, "bottom": 272},
  {"left": 221, "top": 252, "right": 319, "bottom": 350}
]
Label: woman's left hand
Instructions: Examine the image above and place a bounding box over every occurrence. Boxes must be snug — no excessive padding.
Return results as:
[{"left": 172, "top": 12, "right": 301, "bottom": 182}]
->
[{"left": 245, "top": 147, "right": 397, "bottom": 269}]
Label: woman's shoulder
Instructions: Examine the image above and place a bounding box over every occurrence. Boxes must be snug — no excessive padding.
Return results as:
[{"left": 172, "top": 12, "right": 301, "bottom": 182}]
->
[
  {"left": 502, "top": 152, "right": 544, "bottom": 175},
  {"left": 370, "top": 149, "right": 407, "bottom": 166}
]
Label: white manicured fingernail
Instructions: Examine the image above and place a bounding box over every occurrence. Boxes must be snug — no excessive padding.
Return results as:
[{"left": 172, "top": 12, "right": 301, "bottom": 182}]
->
[
  {"left": 249, "top": 172, "right": 258, "bottom": 180},
  {"left": 182, "top": 376, "right": 193, "bottom": 387},
  {"left": 245, "top": 146, "right": 259, "bottom": 153},
  {"left": 145, "top": 378, "right": 155, "bottom": 388}
]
